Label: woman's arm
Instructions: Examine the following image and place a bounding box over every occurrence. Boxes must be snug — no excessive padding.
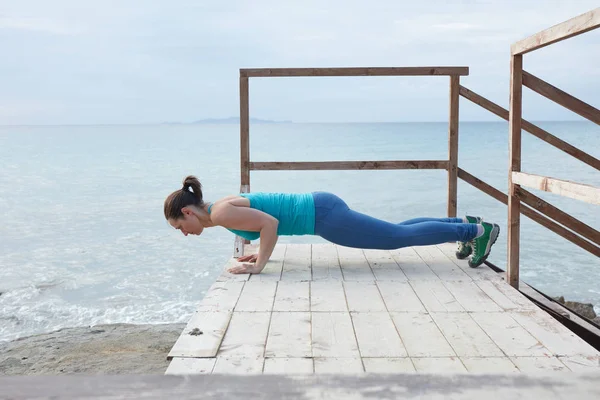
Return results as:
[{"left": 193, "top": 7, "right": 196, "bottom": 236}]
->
[{"left": 211, "top": 203, "right": 279, "bottom": 274}]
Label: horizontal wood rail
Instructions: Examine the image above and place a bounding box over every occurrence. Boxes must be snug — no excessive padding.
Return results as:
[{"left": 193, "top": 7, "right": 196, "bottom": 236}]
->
[
  {"left": 511, "top": 8, "right": 600, "bottom": 55},
  {"left": 508, "top": 10, "right": 599, "bottom": 288},
  {"left": 515, "top": 186, "right": 600, "bottom": 245},
  {"left": 240, "top": 67, "right": 469, "bottom": 77},
  {"left": 458, "top": 168, "right": 600, "bottom": 257},
  {"left": 459, "top": 85, "right": 600, "bottom": 170},
  {"left": 522, "top": 71, "right": 600, "bottom": 125},
  {"left": 238, "top": 66, "right": 467, "bottom": 256},
  {"left": 512, "top": 172, "right": 600, "bottom": 205},
  {"left": 249, "top": 160, "right": 448, "bottom": 171}
]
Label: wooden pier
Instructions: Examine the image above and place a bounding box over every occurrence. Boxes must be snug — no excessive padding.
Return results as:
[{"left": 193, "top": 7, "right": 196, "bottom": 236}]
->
[
  {"left": 165, "top": 243, "right": 600, "bottom": 375},
  {"left": 167, "top": 7, "right": 600, "bottom": 377}
]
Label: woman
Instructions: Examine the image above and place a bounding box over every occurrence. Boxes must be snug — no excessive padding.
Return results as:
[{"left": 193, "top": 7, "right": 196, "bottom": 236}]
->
[{"left": 164, "top": 176, "right": 500, "bottom": 274}]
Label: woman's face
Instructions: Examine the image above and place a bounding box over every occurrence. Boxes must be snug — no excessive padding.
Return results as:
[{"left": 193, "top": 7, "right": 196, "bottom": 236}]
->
[{"left": 168, "top": 208, "right": 204, "bottom": 236}]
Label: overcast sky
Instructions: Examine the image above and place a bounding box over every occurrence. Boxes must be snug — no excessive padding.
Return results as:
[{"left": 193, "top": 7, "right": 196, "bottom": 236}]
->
[{"left": 1, "top": 0, "right": 598, "bottom": 124}]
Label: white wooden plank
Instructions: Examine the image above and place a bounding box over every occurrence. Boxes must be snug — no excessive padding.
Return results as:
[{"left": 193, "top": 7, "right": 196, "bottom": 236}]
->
[
  {"left": 412, "top": 357, "right": 466, "bottom": 372},
  {"left": 430, "top": 312, "right": 504, "bottom": 357},
  {"left": 165, "top": 357, "right": 216, "bottom": 375},
  {"left": 557, "top": 356, "right": 600, "bottom": 371},
  {"left": 337, "top": 246, "right": 374, "bottom": 281},
  {"left": 196, "top": 281, "right": 245, "bottom": 312},
  {"left": 510, "top": 310, "right": 600, "bottom": 357},
  {"left": 217, "top": 312, "right": 271, "bottom": 357},
  {"left": 413, "top": 245, "right": 471, "bottom": 281},
  {"left": 263, "top": 358, "right": 313, "bottom": 374},
  {"left": 310, "top": 281, "right": 348, "bottom": 312},
  {"left": 362, "top": 358, "right": 415, "bottom": 373},
  {"left": 167, "top": 311, "right": 232, "bottom": 358},
  {"left": 249, "top": 244, "right": 285, "bottom": 281},
  {"left": 510, "top": 356, "right": 571, "bottom": 372},
  {"left": 474, "top": 280, "right": 522, "bottom": 311},
  {"left": 281, "top": 244, "right": 312, "bottom": 281},
  {"left": 470, "top": 312, "right": 551, "bottom": 357},
  {"left": 351, "top": 313, "right": 407, "bottom": 357},
  {"left": 489, "top": 279, "right": 539, "bottom": 311},
  {"left": 376, "top": 281, "right": 426, "bottom": 312},
  {"left": 311, "top": 312, "right": 360, "bottom": 358},
  {"left": 235, "top": 281, "right": 277, "bottom": 312},
  {"left": 436, "top": 243, "right": 502, "bottom": 281},
  {"left": 443, "top": 281, "right": 503, "bottom": 312},
  {"left": 343, "top": 281, "right": 387, "bottom": 312},
  {"left": 362, "top": 249, "right": 407, "bottom": 281},
  {"left": 265, "top": 312, "right": 312, "bottom": 358},
  {"left": 370, "top": 268, "right": 409, "bottom": 281},
  {"left": 212, "top": 357, "right": 264, "bottom": 374},
  {"left": 461, "top": 357, "right": 519, "bottom": 373},
  {"left": 511, "top": 8, "right": 600, "bottom": 55},
  {"left": 391, "top": 312, "right": 456, "bottom": 357},
  {"left": 273, "top": 281, "right": 310, "bottom": 312},
  {"left": 389, "top": 246, "right": 438, "bottom": 281},
  {"left": 311, "top": 243, "right": 343, "bottom": 281},
  {"left": 512, "top": 171, "right": 600, "bottom": 205},
  {"left": 409, "top": 280, "right": 465, "bottom": 312},
  {"left": 314, "top": 358, "right": 364, "bottom": 374},
  {"left": 216, "top": 258, "right": 251, "bottom": 282}
]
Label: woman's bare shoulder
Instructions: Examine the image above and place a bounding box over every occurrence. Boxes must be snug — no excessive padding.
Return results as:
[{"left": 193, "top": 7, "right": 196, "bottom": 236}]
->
[{"left": 212, "top": 195, "right": 250, "bottom": 209}]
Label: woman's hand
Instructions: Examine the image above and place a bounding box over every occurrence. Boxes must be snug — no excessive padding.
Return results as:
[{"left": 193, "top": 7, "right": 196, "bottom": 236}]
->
[
  {"left": 228, "top": 262, "right": 264, "bottom": 275},
  {"left": 237, "top": 254, "right": 258, "bottom": 263}
]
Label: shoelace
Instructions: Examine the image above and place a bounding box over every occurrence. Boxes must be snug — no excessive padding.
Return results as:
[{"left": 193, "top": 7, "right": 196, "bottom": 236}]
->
[{"left": 470, "top": 239, "right": 478, "bottom": 255}]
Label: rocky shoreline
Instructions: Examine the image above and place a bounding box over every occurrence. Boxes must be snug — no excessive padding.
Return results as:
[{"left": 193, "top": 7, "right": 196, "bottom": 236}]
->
[
  {"left": 0, "top": 323, "right": 185, "bottom": 375},
  {"left": 553, "top": 297, "right": 600, "bottom": 325}
]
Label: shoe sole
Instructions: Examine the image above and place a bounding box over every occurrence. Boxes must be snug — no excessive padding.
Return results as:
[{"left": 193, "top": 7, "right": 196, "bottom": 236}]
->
[{"left": 468, "top": 224, "right": 500, "bottom": 268}]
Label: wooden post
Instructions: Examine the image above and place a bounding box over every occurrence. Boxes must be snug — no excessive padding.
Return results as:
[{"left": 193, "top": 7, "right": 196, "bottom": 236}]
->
[
  {"left": 236, "top": 76, "right": 251, "bottom": 258},
  {"left": 240, "top": 76, "right": 250, "bottom": 188},
  {"left": 507, "top": 55, "right": 523, "bottom": 289},
  {"left": 447, "top": 75, "right": 460, "bottom": 217}
]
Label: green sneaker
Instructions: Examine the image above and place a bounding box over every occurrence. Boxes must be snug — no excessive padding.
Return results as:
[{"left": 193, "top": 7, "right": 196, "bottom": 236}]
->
[
  {"left": 455, "top": 216, "right": 483, "bottom": 260},
  {"left": 468, "top": 222, "right": 500, "bottom": 268}
]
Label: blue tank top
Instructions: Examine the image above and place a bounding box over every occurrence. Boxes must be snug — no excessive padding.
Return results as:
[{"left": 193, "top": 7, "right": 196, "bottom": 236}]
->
[{"left": 207, "top": 192, "right": 315, "bottom": 240}]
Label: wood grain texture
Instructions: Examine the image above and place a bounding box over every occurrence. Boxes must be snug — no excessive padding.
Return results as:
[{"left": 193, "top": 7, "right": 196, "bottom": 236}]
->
[
  {"left": 512, "top": 172, "right": 600, "bottom": 206},
  {"left": 250, "top": 160, "right": 448, "bottom": 171},
  {"left": 448, "top": 75, "right": 459, "bottom": 217},
  {"left": 507, "top": 54, "right": 523, "bottom": 289},
  {"left": 240, "top": 67, "right": 469, "bottom": 77},
  {"left": 512, "top": 8, "right": 600, "bottom": 55}
]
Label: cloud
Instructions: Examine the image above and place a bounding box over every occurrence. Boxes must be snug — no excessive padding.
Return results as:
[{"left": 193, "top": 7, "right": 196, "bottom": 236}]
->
[{"left": 0, "top": 0, "right": 598, "bottom": 124}]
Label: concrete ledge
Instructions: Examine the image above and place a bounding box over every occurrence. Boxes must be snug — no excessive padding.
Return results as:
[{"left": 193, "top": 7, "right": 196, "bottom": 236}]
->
[{"left": 2, "top": 373, "right": 600, "bottom": 399}]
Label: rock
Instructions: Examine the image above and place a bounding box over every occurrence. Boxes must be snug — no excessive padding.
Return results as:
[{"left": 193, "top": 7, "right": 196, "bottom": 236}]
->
[
  {"left": 564, "top": 301, "right": 597, "bottom": 319},
  {"left": 553, "top": 296, "right": 597, "bottom": 320},
  {"left": 0, "top": 323, "right": 185, "bottom": 375},
  {"left": 594, "top": 317, "right": 600, "bottom": 326}
]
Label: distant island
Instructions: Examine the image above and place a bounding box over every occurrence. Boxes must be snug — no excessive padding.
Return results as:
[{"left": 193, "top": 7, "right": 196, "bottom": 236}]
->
[{"left": 161, "top": 117, "right": 292, "bottom": 125}]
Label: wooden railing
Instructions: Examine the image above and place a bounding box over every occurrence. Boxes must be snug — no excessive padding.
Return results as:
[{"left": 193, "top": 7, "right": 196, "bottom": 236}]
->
[
  {"left": 506, "top": 8, "right": 600, "bottom": 288},
  {"left": 235, "top": 10, "right": 600, "bottom": 287},
  {"left": 458, "top": 85, "right": 600, "bottom": 258},
  {"left": 237, "top": 67, "right": 468, "bottom": 256}
]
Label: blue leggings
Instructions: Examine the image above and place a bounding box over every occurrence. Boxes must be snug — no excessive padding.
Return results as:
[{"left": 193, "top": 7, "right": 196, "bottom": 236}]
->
[{"left": 312, "top": 192, "right": 478, "bottom": 250}]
